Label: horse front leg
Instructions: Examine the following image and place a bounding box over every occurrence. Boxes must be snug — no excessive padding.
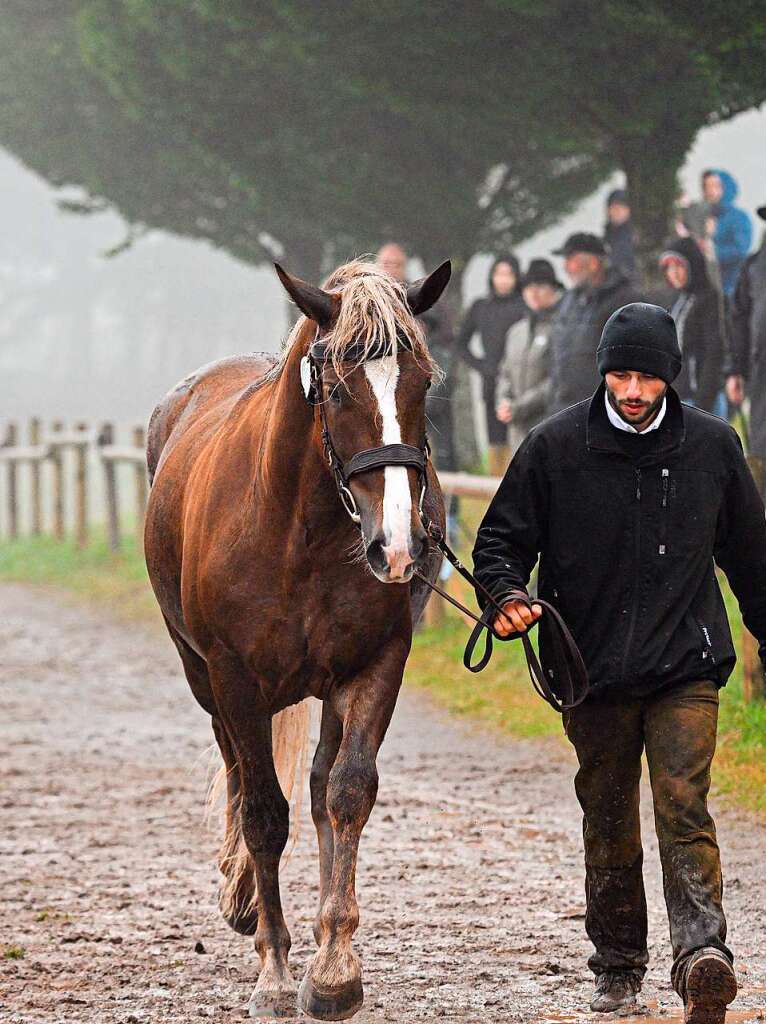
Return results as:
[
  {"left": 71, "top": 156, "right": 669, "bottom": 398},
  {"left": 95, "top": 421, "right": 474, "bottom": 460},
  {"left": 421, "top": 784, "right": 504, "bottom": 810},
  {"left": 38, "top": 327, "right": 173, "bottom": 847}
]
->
[
  {"left": 299, "top": 651, "right": 404, "bottom": 1021},
  {"left": 310, "top": 701, "right": 343, "bottom": 945}
]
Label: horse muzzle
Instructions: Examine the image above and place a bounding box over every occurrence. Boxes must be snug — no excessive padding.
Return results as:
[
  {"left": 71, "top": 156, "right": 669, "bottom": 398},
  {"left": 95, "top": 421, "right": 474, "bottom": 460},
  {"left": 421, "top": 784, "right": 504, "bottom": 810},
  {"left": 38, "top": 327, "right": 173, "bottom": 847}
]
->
[{"left": 365, "top": 527, "right": 429, "bottom": 583}]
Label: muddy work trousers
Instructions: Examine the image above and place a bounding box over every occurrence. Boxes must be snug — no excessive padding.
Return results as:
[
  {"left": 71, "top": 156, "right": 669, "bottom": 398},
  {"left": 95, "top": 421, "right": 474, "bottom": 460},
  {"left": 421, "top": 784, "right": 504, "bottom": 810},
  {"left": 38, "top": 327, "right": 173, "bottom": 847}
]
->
[{"left": 563, "top": 678, "right": 732, "bottom": 993}]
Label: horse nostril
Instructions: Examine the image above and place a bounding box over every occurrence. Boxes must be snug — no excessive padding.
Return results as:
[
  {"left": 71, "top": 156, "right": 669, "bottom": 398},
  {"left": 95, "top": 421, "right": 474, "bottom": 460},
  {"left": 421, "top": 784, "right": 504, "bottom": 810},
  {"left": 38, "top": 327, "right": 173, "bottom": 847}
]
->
[
  {"left": 410, "top": 534, "right": 427, "bottom": 566},
  {"left": 365, "top": 538, "right": 388, "bottom": 574}
]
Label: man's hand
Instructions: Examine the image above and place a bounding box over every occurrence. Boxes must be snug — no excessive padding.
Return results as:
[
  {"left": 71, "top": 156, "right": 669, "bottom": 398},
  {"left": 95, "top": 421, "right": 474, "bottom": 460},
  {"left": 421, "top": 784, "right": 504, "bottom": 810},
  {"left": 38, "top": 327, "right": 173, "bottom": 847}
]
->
[
  {"left": 494, "top": 598, "right": 543, "bottom": 637},
  {"left": 496, "top": 400, "right": 513, "bottom": 424},
  {"left": 725, "top": 374, "right": 745, "bottom": 405}
]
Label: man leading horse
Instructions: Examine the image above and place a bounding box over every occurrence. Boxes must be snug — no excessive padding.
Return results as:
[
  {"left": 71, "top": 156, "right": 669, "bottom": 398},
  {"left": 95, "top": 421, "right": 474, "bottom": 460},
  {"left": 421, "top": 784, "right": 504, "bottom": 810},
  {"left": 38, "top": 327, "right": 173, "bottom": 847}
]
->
[{"left": 473, "top": 303, "right": 766, "bottom": 1024}]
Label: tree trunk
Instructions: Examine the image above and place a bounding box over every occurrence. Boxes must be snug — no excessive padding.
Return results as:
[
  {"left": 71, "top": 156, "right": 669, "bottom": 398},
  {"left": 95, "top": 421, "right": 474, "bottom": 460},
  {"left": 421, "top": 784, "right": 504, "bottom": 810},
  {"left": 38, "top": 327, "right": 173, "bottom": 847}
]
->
[{"left": 621, "top": 128, "right": 698, "bottom": 292}]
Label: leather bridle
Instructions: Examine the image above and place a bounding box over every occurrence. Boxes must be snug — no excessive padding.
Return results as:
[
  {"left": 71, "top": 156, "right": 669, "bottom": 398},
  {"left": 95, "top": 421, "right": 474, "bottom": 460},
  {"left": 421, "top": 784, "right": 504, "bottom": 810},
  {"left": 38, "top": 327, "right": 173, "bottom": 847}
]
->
[
  {"left": 301, "top": 332, "right": 590, "bottom": 713},
  {"left": 302, "top": 331, "right": 431, "bottom": 524}
]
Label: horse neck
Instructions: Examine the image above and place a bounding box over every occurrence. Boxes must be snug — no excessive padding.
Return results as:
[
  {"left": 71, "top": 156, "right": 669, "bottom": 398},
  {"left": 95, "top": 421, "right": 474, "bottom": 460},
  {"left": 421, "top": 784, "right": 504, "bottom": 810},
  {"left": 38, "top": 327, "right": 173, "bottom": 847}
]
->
[{"left": 255, "top": 326, "right": 332, "bottom": 514}]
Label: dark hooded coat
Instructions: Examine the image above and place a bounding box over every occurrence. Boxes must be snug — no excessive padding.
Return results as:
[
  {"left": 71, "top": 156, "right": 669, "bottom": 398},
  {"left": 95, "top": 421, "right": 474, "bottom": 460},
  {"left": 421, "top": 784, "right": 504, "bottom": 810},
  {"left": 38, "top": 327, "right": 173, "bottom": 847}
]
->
[
  {"left": 456, "top": 255, "right": 527, "bottom": 444},
  {"left": 663, "top": 237, "right": 726, "bottom": 413}
]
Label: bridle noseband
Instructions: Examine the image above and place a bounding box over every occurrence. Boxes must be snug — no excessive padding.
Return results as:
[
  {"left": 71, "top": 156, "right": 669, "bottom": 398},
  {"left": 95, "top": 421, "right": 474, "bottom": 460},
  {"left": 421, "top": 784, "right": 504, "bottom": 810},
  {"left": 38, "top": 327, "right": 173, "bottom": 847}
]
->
[{"left": 301, "top": 331, "right": 430, "bottom": 524}]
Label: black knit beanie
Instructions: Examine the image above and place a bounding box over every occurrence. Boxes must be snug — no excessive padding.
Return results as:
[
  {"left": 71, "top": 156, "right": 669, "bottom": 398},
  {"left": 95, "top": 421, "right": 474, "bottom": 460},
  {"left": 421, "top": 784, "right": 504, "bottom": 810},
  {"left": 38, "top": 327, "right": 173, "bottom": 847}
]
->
[{"left": 597, "top": 303, "right": 682, "bottom": 383}]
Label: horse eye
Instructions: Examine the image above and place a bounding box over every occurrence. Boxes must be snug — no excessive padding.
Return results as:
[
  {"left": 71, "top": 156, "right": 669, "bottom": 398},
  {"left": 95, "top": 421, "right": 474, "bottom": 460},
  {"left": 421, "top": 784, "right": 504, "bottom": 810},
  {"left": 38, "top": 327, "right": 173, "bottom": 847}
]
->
[{"left": 328, "top": 383, "right": 343, "bottom": 405}]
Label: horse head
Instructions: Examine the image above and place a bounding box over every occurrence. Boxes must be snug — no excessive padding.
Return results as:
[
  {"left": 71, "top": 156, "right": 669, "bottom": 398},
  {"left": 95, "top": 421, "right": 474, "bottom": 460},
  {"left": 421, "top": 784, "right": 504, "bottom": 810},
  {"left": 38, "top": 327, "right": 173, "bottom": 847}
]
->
[{"left": 276, "top": 259, "right": 451, "bottom": 583}]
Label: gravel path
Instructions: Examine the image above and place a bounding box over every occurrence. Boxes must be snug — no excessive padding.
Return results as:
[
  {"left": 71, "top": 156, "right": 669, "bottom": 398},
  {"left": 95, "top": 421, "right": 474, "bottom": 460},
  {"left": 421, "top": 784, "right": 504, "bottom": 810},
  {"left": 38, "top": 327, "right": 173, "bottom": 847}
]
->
[{"left": 1, "top": 584, "right": 764, "bottom": 1023}]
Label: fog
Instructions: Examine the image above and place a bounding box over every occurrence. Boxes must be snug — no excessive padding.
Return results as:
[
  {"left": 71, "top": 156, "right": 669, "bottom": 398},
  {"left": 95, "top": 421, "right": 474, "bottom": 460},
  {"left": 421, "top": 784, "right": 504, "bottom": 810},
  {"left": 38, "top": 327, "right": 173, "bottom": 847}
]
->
[{"left": 1, "top": 109, "right": 764, "bottom": 428}]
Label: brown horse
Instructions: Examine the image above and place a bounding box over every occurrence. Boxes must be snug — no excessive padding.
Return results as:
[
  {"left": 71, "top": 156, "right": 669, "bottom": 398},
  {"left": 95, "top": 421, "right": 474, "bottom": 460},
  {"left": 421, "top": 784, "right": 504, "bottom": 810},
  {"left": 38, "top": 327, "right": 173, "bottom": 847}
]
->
[{"left": 144, "top": 258, "right": 450, "bottom": 1020}]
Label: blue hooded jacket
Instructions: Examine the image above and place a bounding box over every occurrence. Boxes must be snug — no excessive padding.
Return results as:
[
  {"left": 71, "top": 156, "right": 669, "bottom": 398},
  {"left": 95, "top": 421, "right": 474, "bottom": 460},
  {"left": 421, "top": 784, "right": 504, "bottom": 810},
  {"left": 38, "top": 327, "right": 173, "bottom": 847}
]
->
[{"left": 712, "top": 170, "right": 752, "bottom": 295}]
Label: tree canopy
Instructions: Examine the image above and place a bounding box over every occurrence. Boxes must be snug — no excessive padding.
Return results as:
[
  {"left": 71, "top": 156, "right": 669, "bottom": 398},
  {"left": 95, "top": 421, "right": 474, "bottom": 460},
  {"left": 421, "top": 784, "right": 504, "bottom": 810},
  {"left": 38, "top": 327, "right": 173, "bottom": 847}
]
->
[{"left": 1, "top": 0, "right": 764, "bottom": 283}]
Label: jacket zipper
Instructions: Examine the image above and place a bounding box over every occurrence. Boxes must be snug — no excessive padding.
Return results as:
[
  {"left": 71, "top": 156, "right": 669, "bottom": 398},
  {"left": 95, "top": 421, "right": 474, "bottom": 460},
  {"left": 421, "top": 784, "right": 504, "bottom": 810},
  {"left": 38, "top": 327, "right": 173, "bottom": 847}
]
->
[
  {"left": 620, "top": 468, "right": 642, "bottom": 683},
  {"left": 659, "top": 468, "right": 669, "bottom": 555},
  {"left": 695, "top": 616, "right": 716, "bottom": 664}
]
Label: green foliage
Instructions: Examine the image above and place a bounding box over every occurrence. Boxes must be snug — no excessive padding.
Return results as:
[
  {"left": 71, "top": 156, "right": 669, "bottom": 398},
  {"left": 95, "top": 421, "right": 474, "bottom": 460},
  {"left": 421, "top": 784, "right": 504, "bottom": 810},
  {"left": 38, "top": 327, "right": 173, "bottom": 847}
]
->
[
  {"left": 2, "top": 3, "right": 763, "bottom": 275},
  {"left": 0, "top": 1, "right": 608, "bottom": 278},
  {"left": 2, "top": 945, "right": 25, "bottom": 960},
  {"left": 0, "top": 533, "right": 157, "bottom": 622}
]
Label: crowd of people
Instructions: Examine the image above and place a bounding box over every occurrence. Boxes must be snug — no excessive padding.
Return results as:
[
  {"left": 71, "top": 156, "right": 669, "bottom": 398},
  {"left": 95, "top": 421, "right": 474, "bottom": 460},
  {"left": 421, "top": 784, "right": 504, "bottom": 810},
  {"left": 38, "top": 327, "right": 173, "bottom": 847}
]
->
[{"left": 377, "top": 168, "right": 765, "bottom": 488}]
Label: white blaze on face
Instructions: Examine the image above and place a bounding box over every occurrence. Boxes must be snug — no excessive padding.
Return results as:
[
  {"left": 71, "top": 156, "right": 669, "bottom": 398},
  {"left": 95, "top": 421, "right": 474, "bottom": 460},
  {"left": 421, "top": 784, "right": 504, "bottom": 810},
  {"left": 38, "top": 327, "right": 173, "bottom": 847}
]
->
[{"left": 364, "top": 354, "right": 413, "bottom": 578}]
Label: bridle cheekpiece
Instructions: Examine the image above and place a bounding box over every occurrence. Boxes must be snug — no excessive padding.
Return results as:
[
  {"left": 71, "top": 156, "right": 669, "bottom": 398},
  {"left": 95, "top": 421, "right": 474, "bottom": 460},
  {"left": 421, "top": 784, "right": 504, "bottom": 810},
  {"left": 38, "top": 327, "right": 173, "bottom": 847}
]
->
[{"left": 300, "top": 330, "right": 430, "bottom": 525}]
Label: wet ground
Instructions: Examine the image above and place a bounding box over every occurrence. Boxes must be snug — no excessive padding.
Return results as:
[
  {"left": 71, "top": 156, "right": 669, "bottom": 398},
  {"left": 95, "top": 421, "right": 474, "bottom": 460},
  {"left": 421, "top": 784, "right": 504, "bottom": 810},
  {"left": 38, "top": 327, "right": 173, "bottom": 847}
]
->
[{"left": 1, "top": 584, "right": 764, "bottom": 1023}]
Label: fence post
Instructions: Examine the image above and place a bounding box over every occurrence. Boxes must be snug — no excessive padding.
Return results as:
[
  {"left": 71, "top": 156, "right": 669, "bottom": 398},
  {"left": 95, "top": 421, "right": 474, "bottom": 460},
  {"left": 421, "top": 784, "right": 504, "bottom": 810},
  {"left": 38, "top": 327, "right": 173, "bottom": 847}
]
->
[
  {"left": 133, "top": 425, "right": 148, "bottom": 550},
  {"left": 51, "top": 421, "right": 65, "bottom": 540},
  {"left": 4, "top": 422, "right": 18, "bottom": 539},
  {"left": 99, "top": 422, "right": 120, "bottom": 552},
  {"left": 74, "top": 422, "right": 89, "bottom": 549},
  {"left": 743, "top": 455, "right": 765, "bottom": 701},
  {"left": 29, "top": 417, "right": 42, "bottom": 535}
]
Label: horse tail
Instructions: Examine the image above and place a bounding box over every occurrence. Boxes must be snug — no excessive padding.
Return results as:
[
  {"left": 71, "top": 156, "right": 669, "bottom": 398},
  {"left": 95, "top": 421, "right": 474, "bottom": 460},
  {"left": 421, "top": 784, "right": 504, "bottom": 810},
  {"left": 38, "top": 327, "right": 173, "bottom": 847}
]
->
[{"left": 207, "top": 700, "right": 312, "bottom": 935}]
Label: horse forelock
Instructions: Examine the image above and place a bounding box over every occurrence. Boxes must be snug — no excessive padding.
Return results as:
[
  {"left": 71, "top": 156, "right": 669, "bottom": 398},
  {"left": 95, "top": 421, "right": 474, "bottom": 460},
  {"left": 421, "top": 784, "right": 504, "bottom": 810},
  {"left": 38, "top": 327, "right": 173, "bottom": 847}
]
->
[
  {"left": 320, "top": 259, "right": 435, "bottom": 381},
  {"left": 270, "top": 259, "right": 442, "bottom": 386}
]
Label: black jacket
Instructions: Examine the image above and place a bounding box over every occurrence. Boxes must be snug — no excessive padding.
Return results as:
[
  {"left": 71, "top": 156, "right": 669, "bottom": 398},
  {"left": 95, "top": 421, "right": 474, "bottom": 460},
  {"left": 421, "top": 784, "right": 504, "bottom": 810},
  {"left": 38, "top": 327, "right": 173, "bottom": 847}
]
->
[
  {"left": 472, "top": 383, "right": 766, "bottom": 697},
  {"left": 548, "top": 269, "right": 638, "bottom": 414},
  {"left": 456, "top": 291, "right": 527, "bottom": 377},
  {"left": 663, "top": 237, "right": 726, "bottom": 413},
  {"left": 456, "top": 255, "right": 526, "bottom": 381},
  {"left": 729, "top": 243, "right": 766, "bottom": 457}
]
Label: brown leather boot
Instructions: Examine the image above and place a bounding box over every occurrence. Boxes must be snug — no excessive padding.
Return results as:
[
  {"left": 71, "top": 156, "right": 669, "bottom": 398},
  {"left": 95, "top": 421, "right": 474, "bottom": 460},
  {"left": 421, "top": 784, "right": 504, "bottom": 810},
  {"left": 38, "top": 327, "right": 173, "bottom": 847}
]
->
[
  {"left": 682, "top": 948, "right": 737, "bottom": 1024},
  {"left": 590, "top": 969, "right": 643, "bottom": 1012}
]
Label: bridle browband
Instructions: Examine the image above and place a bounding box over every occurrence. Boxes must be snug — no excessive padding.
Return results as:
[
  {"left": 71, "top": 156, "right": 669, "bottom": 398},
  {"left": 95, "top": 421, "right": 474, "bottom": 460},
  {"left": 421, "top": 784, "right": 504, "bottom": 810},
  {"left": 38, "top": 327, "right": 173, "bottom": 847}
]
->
[
  {"left": 301, "top": 329, "right": 590, "bottom": 714},
  {"left": 302, "top": 330, "right": 430, "bottom": 524}
]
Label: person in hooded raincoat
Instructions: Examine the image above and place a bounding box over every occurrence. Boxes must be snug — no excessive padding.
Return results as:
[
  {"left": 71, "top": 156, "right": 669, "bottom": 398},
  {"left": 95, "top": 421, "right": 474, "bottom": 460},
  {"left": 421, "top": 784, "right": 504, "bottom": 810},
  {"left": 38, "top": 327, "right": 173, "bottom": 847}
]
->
[
  {"left": 659, "top": 237, "right": 726, "bottom": 412},
  {"left": 705, "top": 170, "right": 753, "bottom": 297}
]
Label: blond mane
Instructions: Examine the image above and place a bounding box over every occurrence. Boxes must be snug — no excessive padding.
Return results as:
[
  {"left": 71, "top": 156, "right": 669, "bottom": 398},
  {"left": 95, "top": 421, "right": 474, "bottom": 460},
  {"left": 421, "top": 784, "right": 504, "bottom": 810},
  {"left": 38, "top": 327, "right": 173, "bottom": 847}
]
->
[{"left": 264, "top": 258, "right": 441, "bottom": 387}]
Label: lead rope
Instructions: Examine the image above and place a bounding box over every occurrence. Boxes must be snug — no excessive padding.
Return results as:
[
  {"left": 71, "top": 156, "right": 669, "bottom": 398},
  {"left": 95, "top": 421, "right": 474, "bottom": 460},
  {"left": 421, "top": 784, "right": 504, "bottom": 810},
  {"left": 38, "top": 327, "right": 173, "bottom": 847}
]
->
[{"left": 414, "top": 517, "right": 590, "bottom": 714}]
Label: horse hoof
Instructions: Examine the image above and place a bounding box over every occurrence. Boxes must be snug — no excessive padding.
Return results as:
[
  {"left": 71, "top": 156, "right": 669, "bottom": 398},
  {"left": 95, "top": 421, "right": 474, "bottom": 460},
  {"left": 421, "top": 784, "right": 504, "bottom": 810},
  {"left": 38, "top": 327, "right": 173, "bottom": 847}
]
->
[
  {"left": 247, "top": 986, "right": 296, "bottom": 1019},
  {"left": 297, "top": 973, "right": 363, "bottom": 1021}
]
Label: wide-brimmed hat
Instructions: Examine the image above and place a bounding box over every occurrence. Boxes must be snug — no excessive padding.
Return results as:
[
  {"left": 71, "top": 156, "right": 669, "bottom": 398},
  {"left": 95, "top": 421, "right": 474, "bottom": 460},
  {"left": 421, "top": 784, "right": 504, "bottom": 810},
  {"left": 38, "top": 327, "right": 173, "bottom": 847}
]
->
[
  {"left": 520, "top": 258, "right": 563, "bottom": 290},
  {"left": 553, "top": 232, "right": 606, "bottom": 258}
]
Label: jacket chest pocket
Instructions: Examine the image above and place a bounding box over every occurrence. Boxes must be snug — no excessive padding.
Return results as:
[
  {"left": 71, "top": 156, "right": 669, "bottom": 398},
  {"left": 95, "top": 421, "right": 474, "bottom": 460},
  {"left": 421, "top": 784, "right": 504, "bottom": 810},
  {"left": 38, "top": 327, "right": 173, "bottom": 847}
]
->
[{"left": 656, "top": 467, "right": 718, "bottom": 557}]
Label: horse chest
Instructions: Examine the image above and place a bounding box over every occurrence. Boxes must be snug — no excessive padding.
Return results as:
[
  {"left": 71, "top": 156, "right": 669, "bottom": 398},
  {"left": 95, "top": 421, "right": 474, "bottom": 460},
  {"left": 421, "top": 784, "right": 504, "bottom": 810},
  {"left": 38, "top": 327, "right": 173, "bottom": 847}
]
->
[{"left": 242, "top": 582, "right": 409, "bottom": 702}]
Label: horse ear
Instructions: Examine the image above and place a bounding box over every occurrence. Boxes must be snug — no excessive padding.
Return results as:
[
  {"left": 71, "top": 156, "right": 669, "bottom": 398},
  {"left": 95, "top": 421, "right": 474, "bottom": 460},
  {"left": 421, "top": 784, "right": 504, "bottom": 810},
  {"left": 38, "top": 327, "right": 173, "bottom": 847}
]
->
[
  {"left": 274, "top": 263, "right": 340, "bottom": 327},
  {"left": 406, "top": 260, "right": 452, "bottom": 315}
]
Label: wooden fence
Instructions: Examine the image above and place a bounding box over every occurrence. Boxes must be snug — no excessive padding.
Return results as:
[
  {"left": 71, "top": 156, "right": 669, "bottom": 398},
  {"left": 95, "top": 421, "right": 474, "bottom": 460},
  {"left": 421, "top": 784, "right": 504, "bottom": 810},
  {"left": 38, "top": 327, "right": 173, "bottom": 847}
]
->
[
  {"left": 0, "top": 419, "right": 763, "bottom": 701},
  {"left": 0, "top": 418, "right": 148, "bottom": 553}
]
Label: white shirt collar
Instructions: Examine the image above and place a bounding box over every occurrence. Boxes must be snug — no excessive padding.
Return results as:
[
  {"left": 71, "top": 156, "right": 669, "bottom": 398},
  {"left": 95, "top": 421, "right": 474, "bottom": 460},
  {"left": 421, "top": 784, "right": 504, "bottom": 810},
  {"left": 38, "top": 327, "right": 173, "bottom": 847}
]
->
[{"left": 605, "top": 391, "right": 667, "bottom": 434}]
